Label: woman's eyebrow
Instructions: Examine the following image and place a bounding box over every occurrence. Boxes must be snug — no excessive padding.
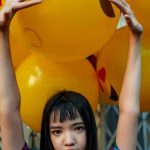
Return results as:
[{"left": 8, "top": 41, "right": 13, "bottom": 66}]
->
[
  {"left": 50, "top": 122, "right": 84, "bottom": 128},
  {"left": 72, "top": 122, "right": 85, "bottom": 126},
  {"left": 49, "top": 126, "right": 62, "bottom": 129}
]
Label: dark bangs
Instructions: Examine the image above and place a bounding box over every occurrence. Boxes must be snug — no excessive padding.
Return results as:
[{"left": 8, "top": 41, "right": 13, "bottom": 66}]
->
[{"left": 50, "top": 100, "right": 80, "bottom": 123}]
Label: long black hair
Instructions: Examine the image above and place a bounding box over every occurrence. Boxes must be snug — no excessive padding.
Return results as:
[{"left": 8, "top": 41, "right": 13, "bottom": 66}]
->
[{"left": 40, "top": 91, "right": 98, "bottom": 150}]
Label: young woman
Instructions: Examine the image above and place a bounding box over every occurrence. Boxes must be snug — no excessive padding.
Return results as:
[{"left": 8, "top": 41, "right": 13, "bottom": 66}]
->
[
  {"left": 40, "top": 91, "right": 98, "bottom": 150},
  {"left": 0, "top": 0, "right": 143, "bottom": 150}
]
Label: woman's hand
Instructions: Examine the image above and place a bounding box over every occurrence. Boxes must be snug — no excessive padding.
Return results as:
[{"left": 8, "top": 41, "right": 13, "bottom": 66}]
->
[
  {"left": 109, "top": 0, "right": 143, "bottom": 36},
  {"left": 0, "top": 0, "right": 42, "bottom": 30}
]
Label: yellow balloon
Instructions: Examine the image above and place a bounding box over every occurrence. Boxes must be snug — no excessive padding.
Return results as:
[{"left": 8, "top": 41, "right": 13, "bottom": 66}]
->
[
  {"left": 97, "top": 27, "right": 150, "bottom": 112},
  {"left": 16, "top": 54, "right": 100, "bottom": 132},
  {"left": 11, "top": 0, "right": 120, "bottom": 61},
  {"left": 9, "top": 32, "right": 30, "bottom": 68},
  {"left": 126, "top": 0, "right": 150, "bottom": 44},
  {"left": 127, "top": 0, "right": 150, "bottom": 33},
  {"left": 0, "top": 4, "right": 30, "bottom": 68}
]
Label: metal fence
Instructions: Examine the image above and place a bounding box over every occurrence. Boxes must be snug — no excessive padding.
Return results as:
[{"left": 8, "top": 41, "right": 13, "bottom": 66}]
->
[{"left": 101, "top": 104, "right": 150, "bottom": 150}]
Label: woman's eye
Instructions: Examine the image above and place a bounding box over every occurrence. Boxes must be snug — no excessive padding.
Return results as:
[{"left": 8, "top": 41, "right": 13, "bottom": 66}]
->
[
  {"left": 51, "top": 130, "right": 62, "bottom": 136},
  {"left": 75, "top": 126, "right": 85, "bottom": 133}
]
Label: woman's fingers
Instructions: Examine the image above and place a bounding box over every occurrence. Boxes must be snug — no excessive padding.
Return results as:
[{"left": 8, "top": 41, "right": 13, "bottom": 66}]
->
[
  {"left": 124, "top": 14, "right": 131, "bottom": 24},
  {"left": 0, "top": 0, "right": 42, "bottom": 28},
  {"left": 109, "top": 0, "right": 127, "bottom": 14},
  {"left": 13, "top": 0, "right": 42, "bottom": 12},
  {"left": 109, "top": 0, "right": 143, "bottom": 35}
]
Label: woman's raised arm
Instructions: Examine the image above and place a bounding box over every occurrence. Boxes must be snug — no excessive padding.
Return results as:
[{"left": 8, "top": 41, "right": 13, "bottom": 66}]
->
[
  {"left": 0, "top": 1, "right": 41, "bottom": 149},
  {"left": 109, "top": 0, "right": 143, "bottom": 150}
]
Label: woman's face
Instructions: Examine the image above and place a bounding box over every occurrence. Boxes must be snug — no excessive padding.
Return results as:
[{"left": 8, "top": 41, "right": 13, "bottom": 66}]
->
[{"left": 50, "top": 115, "right": 86, "bottom": 150}]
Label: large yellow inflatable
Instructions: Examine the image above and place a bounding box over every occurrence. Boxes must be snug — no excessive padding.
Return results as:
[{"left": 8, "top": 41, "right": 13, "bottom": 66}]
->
[
  {"left": 16, "top": 54, "right": 100, "bottom": 132},
  {"left": 11, "top": 0, "right": 120, "bottom": 61},
  {"left": 0, "top": 3, "right": 30, "bottom": 68},
  {"left": 126, "top": 0, "right": 150, "bottom": 45},
  {"left": 97, "top": 27, "right": 150, "bottom": 112},
  {"left": 9, "top": 32, "right": 30, "bottom": 68},
  {"left": 127, "top": 0, "right": 150, "bottom": 33}
]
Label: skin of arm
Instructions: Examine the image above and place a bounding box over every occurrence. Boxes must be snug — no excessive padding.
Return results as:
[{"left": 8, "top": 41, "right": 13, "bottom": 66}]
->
[
  {"left": 116, "top": 32, "right": 141, "bottom": 150},
  {"left": 0, "top": 0, "right": 41, "bottom": 149},
  {"left": 109, "top": 0, "right": 143, "bottom": 150}
]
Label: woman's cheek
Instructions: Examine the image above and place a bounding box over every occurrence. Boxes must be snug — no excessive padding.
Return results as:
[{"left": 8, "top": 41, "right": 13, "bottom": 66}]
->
[
  {"left": 51, "top": 134, "right": 62, "bottom": 149},
  {"left": 76, "top": 131, "right": 87, "bottom": 150}
]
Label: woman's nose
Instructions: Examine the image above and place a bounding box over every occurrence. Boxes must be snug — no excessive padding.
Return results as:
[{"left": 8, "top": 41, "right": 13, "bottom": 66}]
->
[{"left": 64, "top": 131, "right": 76, "bottom": 146}]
